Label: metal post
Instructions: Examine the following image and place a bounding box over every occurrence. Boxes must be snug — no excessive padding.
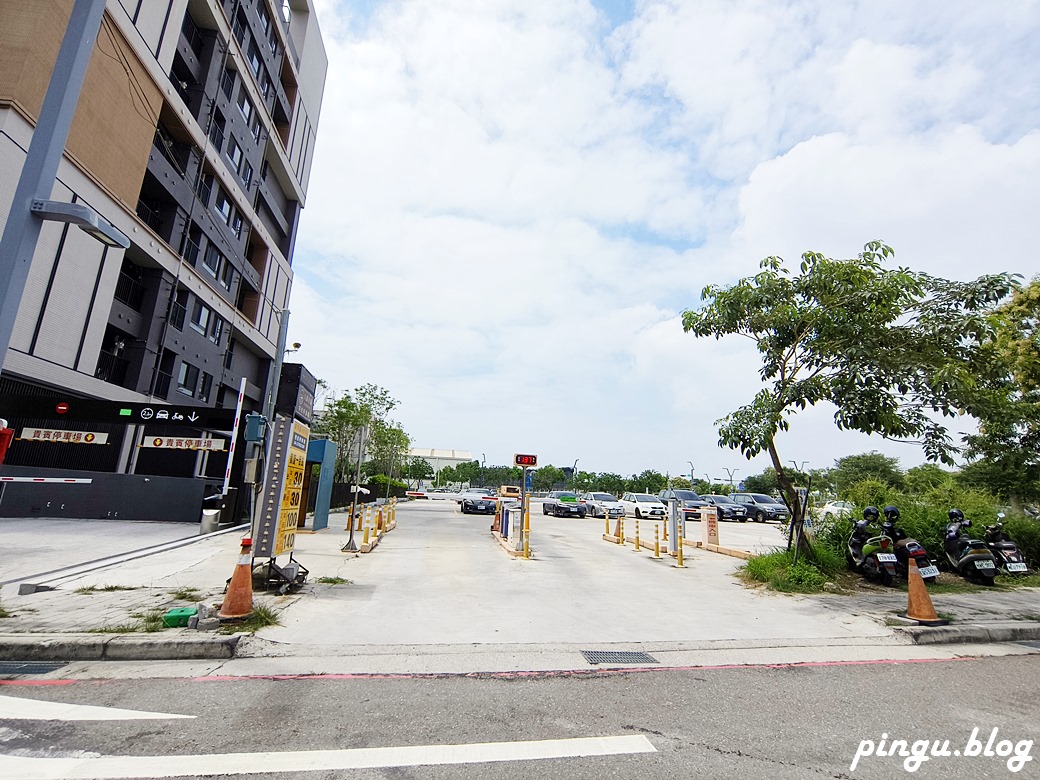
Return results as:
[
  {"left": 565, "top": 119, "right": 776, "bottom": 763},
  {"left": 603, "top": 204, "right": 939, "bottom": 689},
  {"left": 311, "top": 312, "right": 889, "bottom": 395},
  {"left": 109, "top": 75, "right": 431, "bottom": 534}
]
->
[
  {"left": 342, "top": 424, "right": 366, "bottom": 552},
  {"left": 0, "top": 0, "right": 108, "bottom": 376},
  {"left": 668, "top": 499, "right": 679, "bottom": 554}
]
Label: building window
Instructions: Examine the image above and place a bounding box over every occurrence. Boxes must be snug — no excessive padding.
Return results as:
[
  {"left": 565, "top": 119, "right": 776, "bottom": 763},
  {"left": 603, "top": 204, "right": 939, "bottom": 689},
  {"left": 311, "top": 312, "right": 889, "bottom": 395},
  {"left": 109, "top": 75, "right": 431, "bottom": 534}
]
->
[
  {"left": 256, "top": 2, "right": 272, "bottom": 36},
  {"left": 209, "top": 316, "right": 225, "bottom": 346},
  {"left": 220, "top": 68, "right": 235, "bottom": 101},
  {"left": 177, "top": 361, "right": 200, "bottom": 396},
  {"left": 248, "top": 43, "right": 262, "bottom": 78},
  {"left": 237, "top": 88, "right": 254, "bottom": 124},
  {"left": 170, "top": 290, "right": 188, "bottom": 331},
  {"left": 196, "top": 173, "right": 213, "bottom": 204},
  {"left": 219, "top": 260, "right": 235, "bottom": 291},
  {"left": 214, "top": 188, "right": 233, "bottom": 224},
  {"left": 259, "top": 71, "right": 272, "bottom": 100},
  {"left": 232, "top": 10, "right": 248, "bottom": 45},
  {"left": 226, "top": 136, "right": 243, "bottom": 171},
  {"left": 251, "top": 116, "right": 263, "bottom": 143},
  {"left": 190, "top": 300, "right": 211, "bottom": 335},
  {"left": 199, "top": 372, "right": 214, "bottom": 403},
  {"left": 241, "top": 160, "right": 254, "bottom": 188},
  {"left": 202, "top": 244, "right": 222, "bottom": 277},
  {"left": 209, "top": 110, "right": 226, "bottom": 151},
  {"left": 231, "top": 212, "right": 243, "bottom": 239}
]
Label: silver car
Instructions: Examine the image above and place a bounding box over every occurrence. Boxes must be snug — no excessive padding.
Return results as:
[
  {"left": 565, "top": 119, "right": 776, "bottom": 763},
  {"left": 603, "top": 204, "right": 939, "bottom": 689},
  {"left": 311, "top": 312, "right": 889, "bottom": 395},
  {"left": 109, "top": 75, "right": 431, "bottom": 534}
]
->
[{"left": 579, "top": 492, "right": 624, "bottom": 518}]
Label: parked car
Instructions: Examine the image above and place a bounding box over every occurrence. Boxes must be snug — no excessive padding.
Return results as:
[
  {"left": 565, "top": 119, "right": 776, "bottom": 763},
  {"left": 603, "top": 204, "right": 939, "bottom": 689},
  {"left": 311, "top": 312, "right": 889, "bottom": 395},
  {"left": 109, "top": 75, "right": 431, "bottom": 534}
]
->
[
  {"left": 730, "top": 492, "right": 789, "bottom": 523},
  {"left": 658, "top": 489, "right": 709, "bottom": 521},
  {"left": 458, "top": 488, "right": 497, "bottom": 514},
  {"left": 543, "top": 491, "right": 587, "bottom": 517},
  {"left": 579, "top": 492, "right": 624, "bottom": 519},
  {"left": 620, "top": 492, "right": 667, "bottom": 520},
  {"left": 817, "top": 500, "right": 854, "bottom": 521},
  {"left": 701, "top": 494, "right": 748, "bottom": 522}
]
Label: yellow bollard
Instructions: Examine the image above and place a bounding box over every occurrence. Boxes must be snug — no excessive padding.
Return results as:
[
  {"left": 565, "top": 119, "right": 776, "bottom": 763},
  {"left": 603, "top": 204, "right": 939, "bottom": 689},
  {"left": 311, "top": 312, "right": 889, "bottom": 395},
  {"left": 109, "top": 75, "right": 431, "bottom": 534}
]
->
[
  {"left": 662, "top": 519, "right": 668, "bottom": 542},
  {"left": 634, "top": 519, "right": 641, "bottom": 552},
  {"left": 604, "top": 513, "right": 610, "bottom": 536},
  {"left": 523, "top": 504, "right": 531, "bottom": 559},
  {"left": 362, "top": 525, "right": 370, "bottom": 545},
  {"left": 675, "top": 521, "right": 686, "bottom": 568},
  {"left": 653, "top": 524, "right": 661, "bottom": 559},
  {"left": 619, "top": 518, "right": 625, "bottom": 546}
]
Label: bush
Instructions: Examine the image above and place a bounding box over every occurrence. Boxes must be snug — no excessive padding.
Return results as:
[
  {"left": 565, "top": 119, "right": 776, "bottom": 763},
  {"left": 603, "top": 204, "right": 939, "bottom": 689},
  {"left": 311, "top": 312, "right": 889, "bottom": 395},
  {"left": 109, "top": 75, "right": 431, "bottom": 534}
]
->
[
  {"left": 1001, "top": 517, "right": 1040, "bottom": 569},
  {"left": 743, "top": 548, "right": 831, "bottom": 593}
]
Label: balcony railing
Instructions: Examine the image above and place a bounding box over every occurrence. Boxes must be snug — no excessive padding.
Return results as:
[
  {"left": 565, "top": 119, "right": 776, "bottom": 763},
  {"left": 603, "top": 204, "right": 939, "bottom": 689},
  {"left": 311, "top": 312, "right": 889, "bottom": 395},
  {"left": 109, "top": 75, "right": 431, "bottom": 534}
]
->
[
  {"left": 95, "top": 350, "right": 129, "bottom": 387},
  {"left": 153, "top": 370, "right": 173, "bottom": 400},
  {"left": 169, "top": 301, "right": 187, "bottom": 331},
  {"left": 114, "top": 271, "right": 144, "bottom": 311},
  {"left": 136, "top": 199, "right": 163, "bottom": 232}
]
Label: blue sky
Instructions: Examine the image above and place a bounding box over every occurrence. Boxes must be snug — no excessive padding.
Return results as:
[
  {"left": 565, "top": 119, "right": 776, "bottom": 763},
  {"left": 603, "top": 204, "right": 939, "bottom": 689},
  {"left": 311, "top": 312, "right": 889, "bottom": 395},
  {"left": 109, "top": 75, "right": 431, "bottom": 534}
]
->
[{"left": 292, "top": 0, "right": 1040, "bottom": 479}]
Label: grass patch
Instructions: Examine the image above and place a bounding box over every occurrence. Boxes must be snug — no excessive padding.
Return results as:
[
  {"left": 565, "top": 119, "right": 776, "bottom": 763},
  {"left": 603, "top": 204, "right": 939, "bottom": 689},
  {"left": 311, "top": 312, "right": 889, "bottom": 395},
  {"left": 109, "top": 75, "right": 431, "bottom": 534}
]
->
[
  {"left": 316, "top": 576, "right": 352, "bottom": 586},
  {"left": 139, "top": 609, "right": 167, "bottom": 632},
  {"left": 169, "top": 587, "right": 202, "bottom": 601},
  {"left": 89, "top": 623, "right": 141, "bottom": 634},
  {"left": 75, "top": 585, "right": 138, "bottom": 594},
  {"left": 742, "top": 548, "right": 836, "bottom": 593},
  {"left": 219, "top": 602, "right": 280, "bottom": 634},
  {"left": 0, "top": 604, "right": 10, "bottom": 618}
]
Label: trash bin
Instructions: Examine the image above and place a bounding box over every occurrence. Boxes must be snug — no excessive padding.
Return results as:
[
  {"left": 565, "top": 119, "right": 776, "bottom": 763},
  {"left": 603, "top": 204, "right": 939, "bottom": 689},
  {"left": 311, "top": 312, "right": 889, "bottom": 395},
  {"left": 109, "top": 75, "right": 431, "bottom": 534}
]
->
[{"left": 200, "top": 508, "right": 220, "bottom": 535}]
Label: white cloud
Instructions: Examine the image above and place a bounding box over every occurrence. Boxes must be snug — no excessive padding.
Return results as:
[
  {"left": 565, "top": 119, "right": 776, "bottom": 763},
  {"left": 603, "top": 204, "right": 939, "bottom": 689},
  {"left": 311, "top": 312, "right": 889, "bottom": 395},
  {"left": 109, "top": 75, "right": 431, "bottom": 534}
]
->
[{"left": 289, "top": 0, "right": 1040, "bottom": 480}]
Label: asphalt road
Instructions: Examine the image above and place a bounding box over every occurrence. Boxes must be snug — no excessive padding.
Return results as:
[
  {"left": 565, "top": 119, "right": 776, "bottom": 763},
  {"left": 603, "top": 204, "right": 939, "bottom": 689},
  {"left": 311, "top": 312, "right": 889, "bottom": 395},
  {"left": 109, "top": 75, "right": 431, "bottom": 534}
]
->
[{"left": 2, "top": 654, "right": 1038, "bottom": 779}]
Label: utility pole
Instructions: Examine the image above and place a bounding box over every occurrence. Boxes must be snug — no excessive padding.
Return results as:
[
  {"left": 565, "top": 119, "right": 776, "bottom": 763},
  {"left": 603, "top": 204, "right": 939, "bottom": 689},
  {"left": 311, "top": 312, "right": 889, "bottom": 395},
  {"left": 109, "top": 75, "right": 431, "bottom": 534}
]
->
[{"left": 723, "top": 467, "right": 739, "bottom": 491}]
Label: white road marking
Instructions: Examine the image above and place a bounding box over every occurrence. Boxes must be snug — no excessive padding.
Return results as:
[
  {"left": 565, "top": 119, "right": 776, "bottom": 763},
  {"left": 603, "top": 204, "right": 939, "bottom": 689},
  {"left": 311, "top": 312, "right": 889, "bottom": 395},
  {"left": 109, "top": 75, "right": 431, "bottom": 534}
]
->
[
  {"left": 0, "top": 695, "right": 194, "bottom": 721},
  {"left": 0, "top": 734, "right": 655, "bottom": 779}
]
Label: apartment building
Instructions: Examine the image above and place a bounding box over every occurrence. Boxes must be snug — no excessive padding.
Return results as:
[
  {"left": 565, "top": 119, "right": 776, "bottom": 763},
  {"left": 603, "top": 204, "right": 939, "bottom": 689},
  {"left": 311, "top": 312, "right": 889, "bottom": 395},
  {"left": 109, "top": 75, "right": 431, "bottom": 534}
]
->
[{"left": 0, "top": 0, "right": 327, "bottom": 518}]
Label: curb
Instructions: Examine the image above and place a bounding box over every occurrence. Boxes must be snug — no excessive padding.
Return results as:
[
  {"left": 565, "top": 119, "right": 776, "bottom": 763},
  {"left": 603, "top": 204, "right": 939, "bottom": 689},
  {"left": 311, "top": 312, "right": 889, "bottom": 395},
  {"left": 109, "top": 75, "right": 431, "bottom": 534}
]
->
[
  {"left": 896, "top": 621, "right": 1040, "bottom": 646},
  {"left": 0, "top": 632, "right": 241, "bottom": 662}
]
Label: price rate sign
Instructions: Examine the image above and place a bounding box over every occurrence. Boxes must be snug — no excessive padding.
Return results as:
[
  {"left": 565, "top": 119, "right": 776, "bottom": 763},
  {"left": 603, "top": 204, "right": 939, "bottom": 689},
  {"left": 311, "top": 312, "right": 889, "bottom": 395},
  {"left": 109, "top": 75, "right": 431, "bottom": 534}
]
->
[{"left": 514, "top": 453, "right": 538, "bottom": 467}]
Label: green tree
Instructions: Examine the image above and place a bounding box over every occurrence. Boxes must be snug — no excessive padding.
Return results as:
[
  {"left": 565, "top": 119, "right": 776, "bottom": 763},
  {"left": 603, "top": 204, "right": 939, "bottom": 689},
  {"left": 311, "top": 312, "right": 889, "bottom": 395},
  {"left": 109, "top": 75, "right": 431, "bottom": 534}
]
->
[
  {"left": 455, "top": 460, "right": 481, "bottom": 486},
  {"left": 594, "top": 473, "right": 625, "bottom": 496},
  {"left": 963, "top": 278, "right": 1040, "bottom": 505},
  {"left": 572, "top": 470, "right": 597, "bottom": 493},
  {"left": 405, "top": 456, "right": 434, "bottom": 487},
  {"left": 682, "top": 240, "right": 1016, "bottom": 549},
  {"left": 533, "top": 465, "right": 565, "bottom": 491},
  {"left": 311, "top": 384, "right": 399, "bottom": 482},
  {"left": 742, "top": 468, "right": 778, "bottom": 495},
  {"left": 626, "top": 470, "right": 667, "bottom": 493},
  {"left": 668, "top": 476, "right": 692, "bottom": 489},
  {"left": 905, "top": 463, "right": 954, "bottom": 494},
  {"left": 831, "top": 452, "right": 904, "bottom": 496},
  {"left": 367, "top": 419, "right": 410, "bottom": 481}
]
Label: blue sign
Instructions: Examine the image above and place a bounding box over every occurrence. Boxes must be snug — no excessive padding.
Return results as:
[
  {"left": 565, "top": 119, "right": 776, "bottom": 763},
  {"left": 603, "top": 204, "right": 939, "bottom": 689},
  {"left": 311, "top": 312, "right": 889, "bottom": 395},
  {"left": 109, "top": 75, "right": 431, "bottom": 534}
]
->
[
  {"left": 525, "top": 471, "right": 533, "bottom": 490},
  {"left": 738, "top": 481, "right": 746, "bottom": 491}
]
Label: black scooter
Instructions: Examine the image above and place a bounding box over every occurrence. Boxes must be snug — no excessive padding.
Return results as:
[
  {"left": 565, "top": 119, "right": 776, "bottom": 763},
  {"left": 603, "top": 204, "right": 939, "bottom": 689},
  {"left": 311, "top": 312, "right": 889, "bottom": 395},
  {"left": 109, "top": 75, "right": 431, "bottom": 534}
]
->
[
  {"left": 879, "top": 507, "right": 938, "bottom": 584},
  {"left": 944, "top": 510, "right": 997, "bottom": 585},
  {"left": 984, "top": 513, "right": 1030, "bottom": 576}
]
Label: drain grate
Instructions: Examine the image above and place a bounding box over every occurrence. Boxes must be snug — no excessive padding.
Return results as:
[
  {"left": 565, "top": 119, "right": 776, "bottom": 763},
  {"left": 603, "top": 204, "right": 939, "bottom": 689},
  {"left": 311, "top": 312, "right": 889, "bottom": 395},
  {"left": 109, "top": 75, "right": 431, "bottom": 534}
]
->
[
  {"left": 0, "top": 661, "right": 68, "bottom": 675},
  {"left": 581, "top": 650, "right": 659, "bottom": 665}
]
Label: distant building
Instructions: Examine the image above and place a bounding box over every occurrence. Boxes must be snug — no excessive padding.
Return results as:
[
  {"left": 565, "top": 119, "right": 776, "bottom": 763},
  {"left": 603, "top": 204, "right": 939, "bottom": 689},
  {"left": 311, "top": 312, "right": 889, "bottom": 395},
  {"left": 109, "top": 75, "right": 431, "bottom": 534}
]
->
[{"left": 0, "top": 1, "right": 326, "bottom": 518}]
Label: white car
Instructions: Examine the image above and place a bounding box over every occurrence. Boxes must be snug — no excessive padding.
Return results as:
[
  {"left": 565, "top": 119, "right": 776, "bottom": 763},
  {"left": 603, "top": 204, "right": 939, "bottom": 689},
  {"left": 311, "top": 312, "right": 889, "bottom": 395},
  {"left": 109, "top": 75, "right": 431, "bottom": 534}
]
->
[
  {"left": 817, "top": 500, "right": 855, "bottom": 521},
  {"left": 619, "top": 492, "right": 667, "bottom": 520},
  {"left": 579, "top": 492, "right": 624, "bottom": 519}
]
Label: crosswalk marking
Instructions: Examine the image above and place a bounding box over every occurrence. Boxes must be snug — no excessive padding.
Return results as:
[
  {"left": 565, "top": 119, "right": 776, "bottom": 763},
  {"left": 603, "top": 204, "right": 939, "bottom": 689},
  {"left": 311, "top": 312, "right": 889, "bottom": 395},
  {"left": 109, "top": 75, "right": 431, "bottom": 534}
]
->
[{"left": 0, "top": 695, "right": 194, "bottom": 721}]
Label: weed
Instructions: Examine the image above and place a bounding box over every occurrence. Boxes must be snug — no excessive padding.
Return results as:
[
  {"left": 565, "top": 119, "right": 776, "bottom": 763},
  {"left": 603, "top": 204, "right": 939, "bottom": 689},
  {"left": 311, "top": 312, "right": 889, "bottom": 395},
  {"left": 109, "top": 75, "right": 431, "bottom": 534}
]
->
[
  {"left": 169, "top": 587, "right": 202, "bottom": 601},
  {"left": 0, "top": 604, "right": 10, "bottom": 619},
  {"left": 316, "top": 576, "right": 352, "bottom": 586},
  {"left": 75, "top": 585, "right": 138, "bottom": 594},
  {"left": 140, "top": 609, "right": 167, "bottom": 632},
  {"left": 219, "top": 602, "right": 279, "bottom": 634},
  {"left": 742, "top": 549, "right": 829, "bottom": 593},
  {"left": 88, "top": 623, "right": 141, "bottom": 634}
]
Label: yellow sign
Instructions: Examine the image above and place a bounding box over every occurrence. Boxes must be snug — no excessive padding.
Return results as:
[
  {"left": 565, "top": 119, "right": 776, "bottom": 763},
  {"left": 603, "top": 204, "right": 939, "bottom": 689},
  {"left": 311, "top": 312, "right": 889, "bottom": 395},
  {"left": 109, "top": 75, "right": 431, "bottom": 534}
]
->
[
  {"left": 273, "top": 419, "right": 309, "bottom": 556},
  {"left": 143, "top": 437, "right": 225, "bottom": 450},
  {"left": 21, "top": 428, "right": 108, "bottom": 444}
]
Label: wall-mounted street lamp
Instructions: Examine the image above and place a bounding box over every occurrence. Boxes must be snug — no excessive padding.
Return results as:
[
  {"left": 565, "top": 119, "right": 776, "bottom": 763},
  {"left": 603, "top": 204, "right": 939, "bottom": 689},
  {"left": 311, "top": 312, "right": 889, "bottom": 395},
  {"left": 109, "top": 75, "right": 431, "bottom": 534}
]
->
[{"left": 30, "top": 199, "right": 129, "bottom": 248}]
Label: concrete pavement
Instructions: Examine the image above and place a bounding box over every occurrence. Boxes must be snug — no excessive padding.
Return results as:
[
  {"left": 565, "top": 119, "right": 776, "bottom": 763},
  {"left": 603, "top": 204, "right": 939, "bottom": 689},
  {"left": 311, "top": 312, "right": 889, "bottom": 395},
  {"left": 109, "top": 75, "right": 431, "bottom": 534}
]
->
[{"left": 1, "top": 501, "right": 1038, "bottom": 671}]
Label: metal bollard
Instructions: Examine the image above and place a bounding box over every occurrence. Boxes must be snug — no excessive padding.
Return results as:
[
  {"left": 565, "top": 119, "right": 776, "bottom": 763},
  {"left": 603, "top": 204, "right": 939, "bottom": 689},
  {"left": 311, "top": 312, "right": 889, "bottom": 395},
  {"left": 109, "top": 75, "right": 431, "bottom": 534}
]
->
[
  {"left": 634, "top": 520, "right": 641, "bottom": 551},
  {"left": 653, "top": 525, "right": 661, "bottom": 559},
  {"left": 523, "top": 505, "right": 531, "bottom": 559},
  {"left": 675, "top": 521, "right": 686, "bottom": 568}
]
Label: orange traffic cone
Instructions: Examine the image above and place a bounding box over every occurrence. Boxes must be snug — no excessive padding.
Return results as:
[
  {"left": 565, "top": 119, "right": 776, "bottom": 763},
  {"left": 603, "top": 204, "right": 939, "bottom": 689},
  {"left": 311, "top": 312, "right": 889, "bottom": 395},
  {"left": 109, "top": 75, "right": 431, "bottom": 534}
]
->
[
  {"left": 904, "top": 557, "right": 947, "bottom": 626},
  {"left": 218, "top": 537, "right": 255, "bottom": 621}
]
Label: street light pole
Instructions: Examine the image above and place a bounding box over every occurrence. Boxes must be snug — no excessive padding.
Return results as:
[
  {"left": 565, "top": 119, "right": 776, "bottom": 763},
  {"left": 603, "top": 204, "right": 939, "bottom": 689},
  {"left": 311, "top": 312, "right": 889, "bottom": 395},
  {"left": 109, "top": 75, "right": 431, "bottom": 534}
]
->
[
  {"left": 722, "top": 467, "right": 739, "bottom": 491},
  {"left": 687, "top": 461, "right": 695, "bottom": 486},
  {"left": 572, "top": 458, "right": 579, "bottom": 488}
]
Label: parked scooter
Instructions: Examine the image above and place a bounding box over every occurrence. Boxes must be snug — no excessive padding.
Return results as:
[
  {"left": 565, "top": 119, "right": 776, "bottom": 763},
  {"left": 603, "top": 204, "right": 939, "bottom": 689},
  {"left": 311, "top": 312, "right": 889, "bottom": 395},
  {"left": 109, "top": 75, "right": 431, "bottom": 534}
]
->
[
  {"left": 944, "top": 508, "right": 998, "bottom": 584},
  {"left": 984, "top": 512, "right": 1030, "bottom": 575},
  {"left": 879, "top": 505, "right": 939, "bottom": 584},
  {"left": 847, "top": 506, "right": 900, "bottom": 586}
]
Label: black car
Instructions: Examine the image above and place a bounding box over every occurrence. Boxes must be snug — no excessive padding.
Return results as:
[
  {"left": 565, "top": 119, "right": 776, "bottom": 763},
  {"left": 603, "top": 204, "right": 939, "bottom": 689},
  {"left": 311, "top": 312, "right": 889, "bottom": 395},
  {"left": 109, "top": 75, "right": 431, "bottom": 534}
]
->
[
  {"left": 542, "top": 491, "right": 587, "bottom": 517},
  {"left": 701, "top": 494, "right": 748, "bottom": 522},
  {"left": 730, "top": 492, "right": 789, "bottom": 523},
  {"left": 658, "top": 489, "right": 709, "bottom": 521},
  {"left": 460, "top": 489, "right": 497, "bottom": 514}
]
